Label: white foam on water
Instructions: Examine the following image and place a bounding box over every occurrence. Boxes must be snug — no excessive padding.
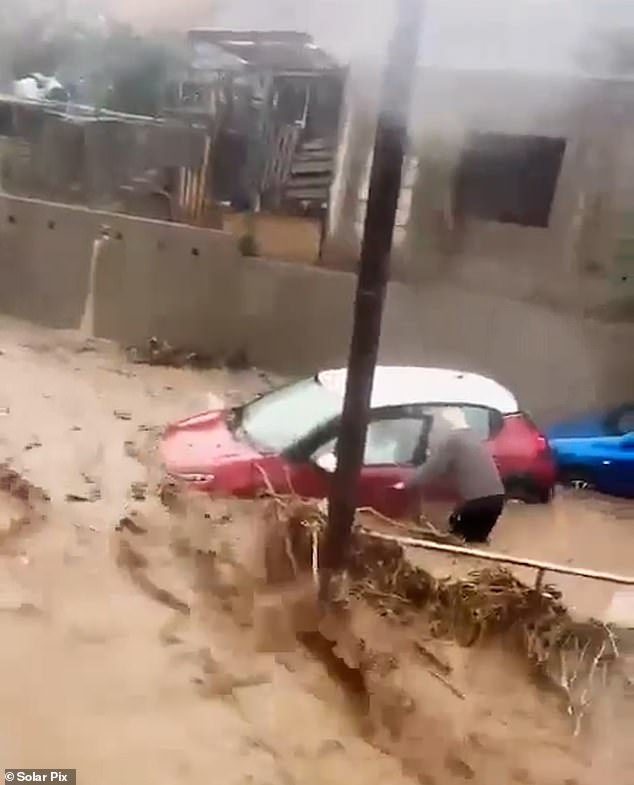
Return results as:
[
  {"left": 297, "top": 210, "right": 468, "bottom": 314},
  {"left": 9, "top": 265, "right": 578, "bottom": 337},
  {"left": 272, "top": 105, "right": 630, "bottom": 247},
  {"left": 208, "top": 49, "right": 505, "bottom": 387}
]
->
[
  {"left": 79, "top": 230, "right": 111, "bottom": 339},
  {"left": 604, "top": 590, "right": 634, "bottom": 629}
]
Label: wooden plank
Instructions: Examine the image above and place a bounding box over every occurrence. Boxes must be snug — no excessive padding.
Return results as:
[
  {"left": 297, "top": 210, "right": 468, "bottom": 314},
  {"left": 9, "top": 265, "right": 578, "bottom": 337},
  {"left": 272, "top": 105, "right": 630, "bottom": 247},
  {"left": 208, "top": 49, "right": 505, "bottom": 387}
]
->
[
  {"left": 290, "top": 160, "right": 335, "bottom": 175},
  {"left": 283, "top": 188, "right": 330, "bottom": 200}
]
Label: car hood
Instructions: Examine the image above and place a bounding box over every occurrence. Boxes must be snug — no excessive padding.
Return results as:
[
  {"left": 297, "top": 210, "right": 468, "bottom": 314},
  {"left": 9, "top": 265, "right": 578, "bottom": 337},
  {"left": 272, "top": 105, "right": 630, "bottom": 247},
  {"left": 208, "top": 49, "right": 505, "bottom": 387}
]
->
[{"left": 161, "top": 410, "right": 261, "bottom": 475}]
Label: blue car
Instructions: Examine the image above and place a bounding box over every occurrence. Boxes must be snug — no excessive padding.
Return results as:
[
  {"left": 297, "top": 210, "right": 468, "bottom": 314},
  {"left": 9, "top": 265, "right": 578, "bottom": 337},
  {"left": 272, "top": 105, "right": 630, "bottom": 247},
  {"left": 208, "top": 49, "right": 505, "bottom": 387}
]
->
[{"left": 546, "top": 404, "right": 634, "bottom": 498}]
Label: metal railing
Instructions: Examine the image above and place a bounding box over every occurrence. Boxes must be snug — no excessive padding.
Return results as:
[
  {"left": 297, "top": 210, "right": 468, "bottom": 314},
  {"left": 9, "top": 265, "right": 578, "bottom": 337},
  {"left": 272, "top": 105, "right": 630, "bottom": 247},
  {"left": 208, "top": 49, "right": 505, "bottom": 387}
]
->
[{"left": 362, "top": 528, "right": 634, "bottom": 589}]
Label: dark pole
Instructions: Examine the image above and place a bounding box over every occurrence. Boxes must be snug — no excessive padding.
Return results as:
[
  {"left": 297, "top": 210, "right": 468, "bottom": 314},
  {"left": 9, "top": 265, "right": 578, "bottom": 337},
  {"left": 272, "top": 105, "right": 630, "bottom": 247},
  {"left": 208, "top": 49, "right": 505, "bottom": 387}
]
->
[{"left": 321, "top": 0, "right": 424, "bottom": 589}]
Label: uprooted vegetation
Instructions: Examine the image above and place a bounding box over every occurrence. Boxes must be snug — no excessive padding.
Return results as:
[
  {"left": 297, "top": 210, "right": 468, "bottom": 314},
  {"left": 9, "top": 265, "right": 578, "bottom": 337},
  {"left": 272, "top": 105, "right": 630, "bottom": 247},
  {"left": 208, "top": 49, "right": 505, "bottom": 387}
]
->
[
  {"left": 113, "top": 480, "right": 633, "bottom": 784},
  {"left": 252, "top": 495, "right": 623, "bottom": 730}
]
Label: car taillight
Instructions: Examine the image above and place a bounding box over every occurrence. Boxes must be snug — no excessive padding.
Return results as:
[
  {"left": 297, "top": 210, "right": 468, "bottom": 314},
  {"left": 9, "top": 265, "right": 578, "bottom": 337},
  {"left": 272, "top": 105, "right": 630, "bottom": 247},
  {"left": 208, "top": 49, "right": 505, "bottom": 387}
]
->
[
  {"left": 526, "top": 426, "right": 552, "bottom": 457},
  {"left": 518, "top": 412, "right": 551, "bottom": 455},
  {"left": 535, "top": 433, "right": 549, "bottom": 452}
]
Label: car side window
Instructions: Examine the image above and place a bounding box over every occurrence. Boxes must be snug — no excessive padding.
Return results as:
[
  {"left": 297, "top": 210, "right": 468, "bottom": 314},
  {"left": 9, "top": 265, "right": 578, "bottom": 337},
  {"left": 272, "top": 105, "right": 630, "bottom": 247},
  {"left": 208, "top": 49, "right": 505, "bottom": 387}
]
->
[
  {"left": 422, "top": 404, "right": 494, "bottom": 440},
  {"left": 315, "top": 416, "right": 429, "bottom": 467}
]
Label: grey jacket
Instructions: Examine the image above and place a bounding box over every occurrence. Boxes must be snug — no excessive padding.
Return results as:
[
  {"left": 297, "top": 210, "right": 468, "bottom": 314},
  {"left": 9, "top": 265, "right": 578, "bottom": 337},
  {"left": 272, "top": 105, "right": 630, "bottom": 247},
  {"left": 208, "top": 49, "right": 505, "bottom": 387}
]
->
[{"left": 408, "top": 427, "right": 504, "bottom": 502}]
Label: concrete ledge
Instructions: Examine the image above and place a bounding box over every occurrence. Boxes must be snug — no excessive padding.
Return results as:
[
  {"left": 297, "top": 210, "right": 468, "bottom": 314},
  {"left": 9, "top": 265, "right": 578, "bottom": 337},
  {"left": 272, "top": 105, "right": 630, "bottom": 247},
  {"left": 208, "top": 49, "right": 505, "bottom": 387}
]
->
[{"left": 0, "top": 194, "right": 632, "bottom": 421}]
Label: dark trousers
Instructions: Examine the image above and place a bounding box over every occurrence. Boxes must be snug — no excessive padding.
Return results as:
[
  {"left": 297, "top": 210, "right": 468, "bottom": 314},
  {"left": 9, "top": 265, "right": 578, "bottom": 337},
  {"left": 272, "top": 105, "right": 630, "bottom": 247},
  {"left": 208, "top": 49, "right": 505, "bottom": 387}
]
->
[{"left": 449, "top": 494, "right": 505, "bottom": 543}]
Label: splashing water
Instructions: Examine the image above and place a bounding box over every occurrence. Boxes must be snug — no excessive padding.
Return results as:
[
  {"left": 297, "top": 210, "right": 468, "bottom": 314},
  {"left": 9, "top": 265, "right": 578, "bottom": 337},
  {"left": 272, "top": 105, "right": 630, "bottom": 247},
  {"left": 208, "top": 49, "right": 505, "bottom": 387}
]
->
[{"left": 79, "top": 225, "right": 111, "bottom": 339}]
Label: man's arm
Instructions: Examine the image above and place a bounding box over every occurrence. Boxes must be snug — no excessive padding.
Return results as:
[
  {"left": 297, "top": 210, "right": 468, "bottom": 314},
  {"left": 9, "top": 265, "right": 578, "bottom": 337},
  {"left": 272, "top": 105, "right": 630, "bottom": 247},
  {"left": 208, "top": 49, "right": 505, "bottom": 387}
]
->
[{"left": 404, "top": 435, "right": 454, "bottom": 489}]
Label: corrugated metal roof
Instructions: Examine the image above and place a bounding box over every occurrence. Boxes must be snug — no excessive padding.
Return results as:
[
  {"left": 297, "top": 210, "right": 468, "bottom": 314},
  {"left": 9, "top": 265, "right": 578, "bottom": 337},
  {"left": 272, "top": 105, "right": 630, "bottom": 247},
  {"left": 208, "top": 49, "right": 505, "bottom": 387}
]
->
[{"left": 187, "top": 29, "right": 339, "bottom": 73}]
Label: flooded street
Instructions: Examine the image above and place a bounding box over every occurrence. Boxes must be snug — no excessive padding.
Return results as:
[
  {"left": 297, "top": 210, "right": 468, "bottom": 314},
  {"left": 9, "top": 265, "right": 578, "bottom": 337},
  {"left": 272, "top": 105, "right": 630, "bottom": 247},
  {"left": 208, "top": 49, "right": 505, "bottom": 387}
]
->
[
  {"left": 0, "top": 316, "right": 631, "bottom": 784},
  {"left": 414, "top": 490, "right": 634, "bottom": 623}
]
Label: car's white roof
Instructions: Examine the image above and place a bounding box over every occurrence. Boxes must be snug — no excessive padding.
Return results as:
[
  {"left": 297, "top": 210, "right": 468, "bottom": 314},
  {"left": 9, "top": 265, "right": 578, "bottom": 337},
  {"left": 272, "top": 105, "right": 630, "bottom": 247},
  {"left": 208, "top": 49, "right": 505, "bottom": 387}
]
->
[{"left": 317, "top": 366, "right": 519, "bottom": 415}]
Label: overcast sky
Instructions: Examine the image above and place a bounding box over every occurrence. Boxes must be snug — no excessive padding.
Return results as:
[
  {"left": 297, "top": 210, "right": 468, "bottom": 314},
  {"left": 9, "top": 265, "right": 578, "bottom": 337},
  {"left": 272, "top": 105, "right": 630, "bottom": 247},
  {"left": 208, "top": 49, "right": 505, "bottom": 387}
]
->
[
  {"left": 76, "top": 0, "right": 634, "bottom": 75},
  {"left": 206, "top": 0, "right": 634, "bottom": 74}
]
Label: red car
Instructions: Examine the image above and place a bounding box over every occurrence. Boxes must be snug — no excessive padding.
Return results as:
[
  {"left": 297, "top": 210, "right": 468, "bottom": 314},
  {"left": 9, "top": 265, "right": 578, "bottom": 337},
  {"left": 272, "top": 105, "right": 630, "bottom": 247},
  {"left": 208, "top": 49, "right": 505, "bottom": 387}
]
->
[{"left": 161, "top": 366, "right": 556, "bottom": 517}]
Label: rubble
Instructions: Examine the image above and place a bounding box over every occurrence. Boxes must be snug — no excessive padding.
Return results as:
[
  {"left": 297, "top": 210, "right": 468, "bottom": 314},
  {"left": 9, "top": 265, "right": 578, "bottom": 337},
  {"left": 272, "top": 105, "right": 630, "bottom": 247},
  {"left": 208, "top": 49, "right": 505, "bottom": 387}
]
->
[
  {"left": 241, "top": 494, "right": 625, "bottom": 733},
  {"left": 124, "top": 336, "right": 250, "bottom": 371},
  {"left": 129, "top": 481, "right": 148, "bottom": 502},
  {"left": 125, "top": 337, "right": 212, "bottom": 369}
]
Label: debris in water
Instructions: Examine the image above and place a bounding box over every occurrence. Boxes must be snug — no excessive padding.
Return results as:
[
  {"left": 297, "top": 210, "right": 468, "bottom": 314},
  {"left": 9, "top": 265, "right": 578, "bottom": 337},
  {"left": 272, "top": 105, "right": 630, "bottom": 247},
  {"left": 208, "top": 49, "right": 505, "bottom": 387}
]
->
[
  {"left": 129, "top": 481, "right": 148, "bottom": 501},
  {"left": 445, "top": 755, "right": 476, "bottom": 780},
  {"left": 116, "top": 515, "right": 147, "bottom": 535},
  {"left": 0, "top": 592, "right": 42, "bottom": 615},
  {"left": 126, "top": 336, "right": 212, "bottom": 369},
  {"left": 0, "top": 465, "right": 49, "bottom": 540},
  {"left": 75, "top": 339, "right": 98, "bottom": 354},
  {"left": 125, "top": 337, "right": 250, "bottom": 371},
  {"left": 20, "top": 342, "right": 52, "bottom": 355},
  {"left": 124, "top": 440, "right": 139, "bottom": 459},
  {"left": 106, "top": 367, "right": 135, "bottom": 379},
  {"left": 0, "top": 464, "right": 50, "bottom": 504},
  {"left": 66, "top": 493, "right": 97, "bottom": 503},
  {"left": 254, "top": 492, "right": 621, "bottom": 732},
  {"left": 195, "top": 648, "right": 270, "bottom": 698},
  {"left": 116, "top": 536, "right": 189, "bottom": 614}
]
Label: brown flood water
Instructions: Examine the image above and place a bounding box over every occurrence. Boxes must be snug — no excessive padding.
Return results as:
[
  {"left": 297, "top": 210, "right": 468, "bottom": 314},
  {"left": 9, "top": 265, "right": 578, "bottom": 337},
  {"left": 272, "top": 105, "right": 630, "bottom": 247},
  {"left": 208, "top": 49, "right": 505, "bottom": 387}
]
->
[{"left": 0, "top": 317, "right": 631, "bottom": 784}]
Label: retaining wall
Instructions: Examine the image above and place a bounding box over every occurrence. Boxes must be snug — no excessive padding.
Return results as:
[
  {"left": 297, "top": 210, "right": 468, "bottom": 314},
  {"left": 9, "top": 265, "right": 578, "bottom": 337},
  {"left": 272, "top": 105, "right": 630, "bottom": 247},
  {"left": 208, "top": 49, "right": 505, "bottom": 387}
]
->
[{"left": 0, "top": 195, "right": 631, "bottom": 423}]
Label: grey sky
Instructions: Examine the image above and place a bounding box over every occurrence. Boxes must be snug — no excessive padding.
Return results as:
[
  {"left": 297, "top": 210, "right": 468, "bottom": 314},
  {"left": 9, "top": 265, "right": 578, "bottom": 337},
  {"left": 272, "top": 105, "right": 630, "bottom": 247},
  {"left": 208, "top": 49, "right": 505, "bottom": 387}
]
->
[
  {"left": 10, "top": 0, "right": 634, "bottom": 75},
  {"left": 211, "top": 0, "right": 634, "bottom": 74}
]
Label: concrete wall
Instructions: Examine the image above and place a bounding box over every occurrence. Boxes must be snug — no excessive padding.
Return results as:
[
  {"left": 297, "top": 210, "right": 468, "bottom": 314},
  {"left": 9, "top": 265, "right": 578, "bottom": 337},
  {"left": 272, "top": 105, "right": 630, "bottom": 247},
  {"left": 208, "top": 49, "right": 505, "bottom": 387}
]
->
[{"left": 0, "top": 194, "right": 631, "bottom": 424}]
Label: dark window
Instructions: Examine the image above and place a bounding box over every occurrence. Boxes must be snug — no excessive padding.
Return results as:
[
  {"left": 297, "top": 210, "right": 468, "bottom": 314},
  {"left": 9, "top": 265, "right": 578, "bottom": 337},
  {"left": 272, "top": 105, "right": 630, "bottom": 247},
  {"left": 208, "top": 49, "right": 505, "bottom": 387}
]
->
[
  {"left": 454, "top": 133, "right": 566, "bottom": 228},
  {"left": 273, "top": 79, "right": 309, "bottom": 125},
  {"left": 305, "top": 76, "right": 344, "bottom": 139}
]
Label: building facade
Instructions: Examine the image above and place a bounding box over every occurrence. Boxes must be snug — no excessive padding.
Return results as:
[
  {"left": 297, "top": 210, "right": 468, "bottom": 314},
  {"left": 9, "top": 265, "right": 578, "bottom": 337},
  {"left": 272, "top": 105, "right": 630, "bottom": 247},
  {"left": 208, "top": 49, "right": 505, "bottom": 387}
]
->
[{"left": 326, "top": 67, "right": 634, "bottom": 321}]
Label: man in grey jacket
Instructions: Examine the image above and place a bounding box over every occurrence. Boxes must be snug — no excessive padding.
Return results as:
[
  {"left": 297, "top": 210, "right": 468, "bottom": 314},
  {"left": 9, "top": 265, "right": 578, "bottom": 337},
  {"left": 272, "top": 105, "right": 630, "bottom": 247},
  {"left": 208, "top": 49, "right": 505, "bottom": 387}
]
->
[{"left": 402, "top": 407, "right": 506, "bottom": 543}]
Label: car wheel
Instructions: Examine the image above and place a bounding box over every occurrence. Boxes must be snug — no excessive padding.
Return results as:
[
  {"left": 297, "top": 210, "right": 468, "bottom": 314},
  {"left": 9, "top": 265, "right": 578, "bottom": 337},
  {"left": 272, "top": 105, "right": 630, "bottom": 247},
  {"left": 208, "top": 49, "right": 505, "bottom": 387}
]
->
[
  {"left": 504, "top": 479, "right": 553, "bottom": 505},
  {"left": 532, "top": 485, "right": 555, "bottom": 504},
  {"left": 522, "top": 486, "right": 555, "bottom": 504},
  {"left": 559, "top": 466, "right": 594, "bottom": 489}
]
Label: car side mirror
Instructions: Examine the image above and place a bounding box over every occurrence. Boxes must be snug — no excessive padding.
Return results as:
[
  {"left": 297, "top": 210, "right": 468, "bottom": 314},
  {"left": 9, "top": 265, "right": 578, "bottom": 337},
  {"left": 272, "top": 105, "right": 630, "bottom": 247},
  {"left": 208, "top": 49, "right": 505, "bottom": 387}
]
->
[{"left": 315, "top": 452, "right": 337, "bottom": 474}]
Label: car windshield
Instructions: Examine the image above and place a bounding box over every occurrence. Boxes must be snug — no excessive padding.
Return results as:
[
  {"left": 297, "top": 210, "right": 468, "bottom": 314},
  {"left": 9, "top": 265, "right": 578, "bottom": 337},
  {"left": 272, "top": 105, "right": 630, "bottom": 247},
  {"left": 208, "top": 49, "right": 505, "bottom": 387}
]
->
[{"left": 239, "top": 378, "right": 342, "bottom": 452}]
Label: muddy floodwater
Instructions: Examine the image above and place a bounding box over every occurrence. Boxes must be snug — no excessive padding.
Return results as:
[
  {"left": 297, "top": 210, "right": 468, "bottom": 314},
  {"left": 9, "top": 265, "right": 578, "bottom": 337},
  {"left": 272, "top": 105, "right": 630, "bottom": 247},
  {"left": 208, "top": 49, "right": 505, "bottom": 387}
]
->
[{"left": 0, "top": 316, "right": 631, "bottom": 784}]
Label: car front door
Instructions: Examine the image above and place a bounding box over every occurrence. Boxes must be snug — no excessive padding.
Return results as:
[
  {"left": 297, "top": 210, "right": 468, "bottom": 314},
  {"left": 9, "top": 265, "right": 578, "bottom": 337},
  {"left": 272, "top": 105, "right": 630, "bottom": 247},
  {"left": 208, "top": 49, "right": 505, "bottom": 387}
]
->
[{"left": 299, "top": 408, "right": 433, "bottom": 517}]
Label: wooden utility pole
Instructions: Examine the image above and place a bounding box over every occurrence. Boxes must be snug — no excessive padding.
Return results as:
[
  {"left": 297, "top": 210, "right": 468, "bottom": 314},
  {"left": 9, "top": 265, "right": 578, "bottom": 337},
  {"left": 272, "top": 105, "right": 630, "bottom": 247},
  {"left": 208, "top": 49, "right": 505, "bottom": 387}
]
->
[{"left": 321, "top": 0, "right": 424, "bottom": 591}]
